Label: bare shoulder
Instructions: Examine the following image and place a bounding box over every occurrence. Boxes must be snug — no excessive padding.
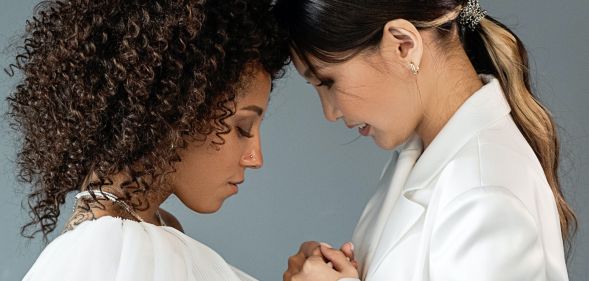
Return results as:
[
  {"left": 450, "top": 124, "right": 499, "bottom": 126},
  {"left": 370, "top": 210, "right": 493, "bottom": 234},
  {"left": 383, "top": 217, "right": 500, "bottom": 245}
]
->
[{"left": 158, "top": 208, "right": 184, "bottom": 232}]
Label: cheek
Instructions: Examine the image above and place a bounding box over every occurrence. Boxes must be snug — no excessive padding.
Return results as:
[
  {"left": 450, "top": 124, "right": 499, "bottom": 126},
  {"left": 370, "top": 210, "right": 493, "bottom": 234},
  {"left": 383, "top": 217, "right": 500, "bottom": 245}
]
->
[
  {"left": 374, "top": 91, "right": 423, "bottom": 149},
  {"left": 335, "top": 80, "right": 414, "bottom": 124},
  {"left": 169, "top": 142, "right": 238, "bottom": 212},
  {"left": 172, "top": 150, "right": 213, "bottom": 194},
  {"left": 370, "top": 73, "right": 422, "bottom": 120},
  {"left": 333, "top": 80, "right": 381, "bottom": 119},
  {"left": 176, "top": 136, "right": 242, "bottom": 178},
  {"left": 335, "top": 96, "right": 365, "bottom": 119},
  {"left": 345, "top": 80, "right": 422, "bottom": 148}
]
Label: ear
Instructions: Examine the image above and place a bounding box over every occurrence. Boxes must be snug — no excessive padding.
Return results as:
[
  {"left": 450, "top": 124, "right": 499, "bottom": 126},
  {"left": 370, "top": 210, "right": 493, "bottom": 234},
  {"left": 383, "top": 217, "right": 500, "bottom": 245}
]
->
[{"left": 379, "top": 19, "right": 424, "bottom": 70}]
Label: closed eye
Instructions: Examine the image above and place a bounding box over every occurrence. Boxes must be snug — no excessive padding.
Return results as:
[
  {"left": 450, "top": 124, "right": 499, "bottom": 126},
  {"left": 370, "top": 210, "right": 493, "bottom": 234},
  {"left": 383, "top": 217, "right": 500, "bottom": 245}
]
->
[
  {"left": 316, "top": 79, "right": 334, "bottom": 88},
  {"left": 237, "top": 127, "right": 254, "bottom": 138},
  {"left": 306, "top": 79, "right": 334, "bottom": 89}
]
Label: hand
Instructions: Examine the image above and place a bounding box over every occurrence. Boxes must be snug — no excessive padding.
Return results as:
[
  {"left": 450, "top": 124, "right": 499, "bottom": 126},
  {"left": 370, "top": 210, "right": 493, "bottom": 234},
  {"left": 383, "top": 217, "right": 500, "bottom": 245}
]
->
[
  {"left": 338, "top": 242, "right": 358, "bottom": 270},
  {"left": 291, "top": 244, "right": 359, "bottom": 281},
  {"left": 284, "top": 241, "right": 357, "bottom": 281},
  {"left": 284, "top": 241, "right": 322, "bottom": 281}
]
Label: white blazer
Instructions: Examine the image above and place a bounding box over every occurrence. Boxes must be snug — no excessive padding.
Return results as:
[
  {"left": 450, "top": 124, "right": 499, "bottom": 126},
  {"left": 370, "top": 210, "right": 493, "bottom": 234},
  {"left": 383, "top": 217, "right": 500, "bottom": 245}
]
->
[{"left": 347, "top": 75, "right": 569, "bottom": 281}]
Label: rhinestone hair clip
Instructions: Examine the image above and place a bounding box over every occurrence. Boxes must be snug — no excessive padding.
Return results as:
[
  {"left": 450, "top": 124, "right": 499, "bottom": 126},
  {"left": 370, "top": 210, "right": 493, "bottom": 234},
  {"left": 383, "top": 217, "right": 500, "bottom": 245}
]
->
[{"left": 458, "top": 0, "right": 488, "bottom": 31}]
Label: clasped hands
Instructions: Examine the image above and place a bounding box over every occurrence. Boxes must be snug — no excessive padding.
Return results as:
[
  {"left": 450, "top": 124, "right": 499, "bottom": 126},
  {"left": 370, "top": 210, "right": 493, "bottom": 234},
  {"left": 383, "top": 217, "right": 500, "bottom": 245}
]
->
[{"left": 283, "top": 241, "right": 360, "bottom": 281}]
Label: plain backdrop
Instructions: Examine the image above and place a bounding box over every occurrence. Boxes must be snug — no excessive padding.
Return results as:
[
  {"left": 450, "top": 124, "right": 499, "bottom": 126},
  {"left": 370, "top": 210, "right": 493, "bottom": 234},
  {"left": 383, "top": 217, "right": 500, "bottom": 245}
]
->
[{"left": 0, "top": 0, "right": 587, "bottom": 280}]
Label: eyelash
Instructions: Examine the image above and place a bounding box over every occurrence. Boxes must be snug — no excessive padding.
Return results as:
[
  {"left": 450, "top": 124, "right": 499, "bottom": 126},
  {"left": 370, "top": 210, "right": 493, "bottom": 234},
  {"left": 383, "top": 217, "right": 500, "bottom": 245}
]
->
[
  {"left": 307, "top": 79, "right": 334, "bottom": 89},
  {"left": 237, "top": 127, "right": 254, "bottom": 138},
  {"left": 316, "top": 80, "right": 334, "bottom": 88}
]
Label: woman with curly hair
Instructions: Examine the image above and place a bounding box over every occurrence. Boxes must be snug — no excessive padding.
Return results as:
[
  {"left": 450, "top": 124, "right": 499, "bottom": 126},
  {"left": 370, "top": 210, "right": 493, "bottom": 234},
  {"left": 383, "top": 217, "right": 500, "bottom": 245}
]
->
[{"left": 6, "top": 0, "right": 289, "bottom": 280}]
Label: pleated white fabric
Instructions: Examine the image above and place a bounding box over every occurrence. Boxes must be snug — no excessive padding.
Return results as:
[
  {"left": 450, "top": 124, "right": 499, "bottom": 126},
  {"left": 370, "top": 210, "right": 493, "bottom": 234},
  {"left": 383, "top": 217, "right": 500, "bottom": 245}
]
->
[{"left": 23, "top": 216, "right": 257, "bottom": 281}]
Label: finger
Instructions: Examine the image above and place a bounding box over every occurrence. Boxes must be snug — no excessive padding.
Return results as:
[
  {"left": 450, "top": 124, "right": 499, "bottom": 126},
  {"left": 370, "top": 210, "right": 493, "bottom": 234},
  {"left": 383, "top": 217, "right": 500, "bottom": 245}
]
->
[
  {"left": 319, "top": 242, "right": 333, "bottom": 248},
  {"left": 310, "top": 247, "right": 322, "bottom": 257},
  {"left": 320, "top": 244, "right": 357, "bottom": 275},
  {"left": 287, "top": 254, "right": 303, "bottom": 273},
  {"left": 340, "top": 242, "right": 355, "bottom": 261},
  {"left": 300, "top": 241, "right": 322, "bottom": 258},
  {"left": 351, "top": 260, "right": 359, "bottom": 270},
  {"left": 283, "top": 270, "right": 291, "bottom": 281}
]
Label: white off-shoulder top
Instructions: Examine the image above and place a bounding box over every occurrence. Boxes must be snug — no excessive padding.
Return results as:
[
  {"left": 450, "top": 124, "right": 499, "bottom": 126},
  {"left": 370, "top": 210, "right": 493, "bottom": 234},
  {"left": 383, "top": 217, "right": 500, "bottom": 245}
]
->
[{"left": 23, "top": 216, "right": 256, "bottom": 281}]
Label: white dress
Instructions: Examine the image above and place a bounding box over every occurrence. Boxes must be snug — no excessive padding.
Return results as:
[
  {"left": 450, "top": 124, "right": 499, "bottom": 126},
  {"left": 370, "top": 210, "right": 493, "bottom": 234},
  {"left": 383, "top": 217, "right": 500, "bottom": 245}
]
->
[{"left": 23, "top": 216, "right": 257, "bottom": 281}]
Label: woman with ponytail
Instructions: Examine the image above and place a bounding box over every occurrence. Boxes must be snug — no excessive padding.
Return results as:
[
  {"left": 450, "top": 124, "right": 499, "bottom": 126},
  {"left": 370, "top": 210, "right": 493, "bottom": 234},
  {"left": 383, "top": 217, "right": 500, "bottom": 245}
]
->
[{"left": 276, "top": 0, "right": 575, "bottom": 280}]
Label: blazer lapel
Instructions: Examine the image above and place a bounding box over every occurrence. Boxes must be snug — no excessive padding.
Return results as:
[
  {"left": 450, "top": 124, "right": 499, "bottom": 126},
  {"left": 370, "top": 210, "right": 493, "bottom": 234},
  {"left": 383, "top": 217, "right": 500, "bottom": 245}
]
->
[
  {"left": 364, "top": 136, "right": 424, "bottom": 279},
  {"left": 353, "top": 151, "right": 398, "bottom": 278}
]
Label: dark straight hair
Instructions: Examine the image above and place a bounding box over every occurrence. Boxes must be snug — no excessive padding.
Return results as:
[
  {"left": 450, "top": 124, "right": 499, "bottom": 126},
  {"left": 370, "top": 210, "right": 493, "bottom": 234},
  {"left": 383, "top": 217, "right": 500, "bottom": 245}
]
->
[{"left": 275, "top": 0, "right": 577, "bottom": 253}]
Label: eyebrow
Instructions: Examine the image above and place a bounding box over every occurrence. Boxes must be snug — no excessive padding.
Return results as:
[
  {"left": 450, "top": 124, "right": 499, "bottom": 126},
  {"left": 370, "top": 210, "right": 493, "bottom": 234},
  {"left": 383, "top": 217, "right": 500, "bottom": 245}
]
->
[{"left": 240, "top": 105, "right": 264, "bottom": 116}]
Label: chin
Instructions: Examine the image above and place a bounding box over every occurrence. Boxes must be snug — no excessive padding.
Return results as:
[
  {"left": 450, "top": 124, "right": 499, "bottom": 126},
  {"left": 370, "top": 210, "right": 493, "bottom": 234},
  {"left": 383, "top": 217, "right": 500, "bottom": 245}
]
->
[
  {"left": 373, "top": 129, "right": 411, "bottom": 150},
  {"left": 182, "top": 198, "right": 225, "bottom": 214},
  {"left": 374, "top": 136, "right": 399, "bottom": 150},
  {"left": 193, "top": 203, "right": 223, "bottom": 214}
]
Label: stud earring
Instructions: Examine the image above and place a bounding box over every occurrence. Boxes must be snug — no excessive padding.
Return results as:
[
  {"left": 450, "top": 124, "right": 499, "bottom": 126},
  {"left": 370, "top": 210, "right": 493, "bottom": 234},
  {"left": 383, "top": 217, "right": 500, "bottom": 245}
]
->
[
  {"left": 249, "top": 153, "right": 255, "bottom": 159},
  {"left": 409, "top": 62, "right": 420, "bottom": 75}
]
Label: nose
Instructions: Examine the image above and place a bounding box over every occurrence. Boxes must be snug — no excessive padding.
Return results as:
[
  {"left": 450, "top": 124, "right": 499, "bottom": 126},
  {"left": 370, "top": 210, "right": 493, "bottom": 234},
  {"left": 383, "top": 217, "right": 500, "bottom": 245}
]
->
[
  {"left": 317, "top": 89, "right": 342, "bottom": 122},
  {"left": 241, "top": 138, "right": 263, "bottom": 169},
  {"left": 323, "top": 105, "right": 342, "bottom": 122}
]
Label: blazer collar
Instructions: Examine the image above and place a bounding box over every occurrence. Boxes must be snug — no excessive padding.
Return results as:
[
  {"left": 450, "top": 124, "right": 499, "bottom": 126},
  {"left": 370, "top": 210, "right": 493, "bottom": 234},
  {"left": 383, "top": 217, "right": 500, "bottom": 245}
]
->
[
  {"left": 363, "top": 141, "right": 422, "bottom": 280},
  {"left": 404, "top": 75, "right": 511, "bottom": 191}
]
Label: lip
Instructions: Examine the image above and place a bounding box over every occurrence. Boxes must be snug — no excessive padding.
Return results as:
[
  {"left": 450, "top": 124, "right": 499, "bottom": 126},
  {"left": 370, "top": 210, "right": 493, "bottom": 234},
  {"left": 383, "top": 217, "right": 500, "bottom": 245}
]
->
[
  {"left": 346, "top": 122, "right": 370, "bottom": 135},
  {"left": 230, "top": 180, "right": 244, "bottom": 185},
  {"left": 228, "top": 182, "right": 241, "bottom": 195},
  {"left": 346, "top": 122, "right": 364, "bottom": 129},
  {"left": 359, "top": 124, "right": 371, "bottom": 136}
]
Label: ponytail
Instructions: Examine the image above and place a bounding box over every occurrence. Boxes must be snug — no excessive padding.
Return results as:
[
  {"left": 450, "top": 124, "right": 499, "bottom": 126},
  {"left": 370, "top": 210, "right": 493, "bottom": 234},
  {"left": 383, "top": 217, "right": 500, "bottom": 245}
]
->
[{"left": 465, "top": 16, "right": 577, "bottom": 250}]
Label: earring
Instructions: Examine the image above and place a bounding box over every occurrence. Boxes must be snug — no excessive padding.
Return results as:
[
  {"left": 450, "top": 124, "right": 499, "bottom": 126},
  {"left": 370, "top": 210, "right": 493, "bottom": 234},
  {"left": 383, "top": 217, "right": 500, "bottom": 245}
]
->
[
  {"left": 409, "top": 62, "right": 420, "bottom": 75},
  {"left": 249, "top": 153, "right": 255, "bottom": 159}
]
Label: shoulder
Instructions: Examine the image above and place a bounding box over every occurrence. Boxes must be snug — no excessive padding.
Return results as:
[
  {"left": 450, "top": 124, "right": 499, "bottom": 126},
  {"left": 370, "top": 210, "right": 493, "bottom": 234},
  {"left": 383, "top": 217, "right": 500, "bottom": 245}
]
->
[
  {"left": 436, "top": 185, "right": 533, "bottom": 222},
  {"left": 25, "top": 217, "right": 141, "bottom": 280},
  {"left": 24, "top": 217, "right": 239, "bottom": 281},
  {"left": 435, "top": 118, "right": 552, "bottom": 209},
  {"left": 431, "top": 186, "right": 540, "bottom": 246},
  {"left": 158, "top": 208, "right": 184, "bottom": 232},
  {"left": 429, "top": 186, "right": 548, "bottom": 281},
  {"left": 63, "top": 203, "right": 184, "bottom": 233}
]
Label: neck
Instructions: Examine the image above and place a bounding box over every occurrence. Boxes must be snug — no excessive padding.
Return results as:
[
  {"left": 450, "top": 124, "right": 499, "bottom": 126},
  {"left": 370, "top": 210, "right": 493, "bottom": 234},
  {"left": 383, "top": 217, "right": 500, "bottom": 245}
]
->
[
  {"left": 415, "top": 45, "right": 484, "bottom": 149},
  {"left": 83, "top": 172, "right": 171, "bottom": 225}
]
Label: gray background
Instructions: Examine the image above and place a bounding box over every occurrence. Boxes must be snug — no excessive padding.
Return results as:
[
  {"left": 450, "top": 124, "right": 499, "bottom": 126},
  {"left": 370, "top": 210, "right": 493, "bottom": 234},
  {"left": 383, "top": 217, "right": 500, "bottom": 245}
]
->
[{"left": 0, "top": 0, "right": 587, "bottom": 280}]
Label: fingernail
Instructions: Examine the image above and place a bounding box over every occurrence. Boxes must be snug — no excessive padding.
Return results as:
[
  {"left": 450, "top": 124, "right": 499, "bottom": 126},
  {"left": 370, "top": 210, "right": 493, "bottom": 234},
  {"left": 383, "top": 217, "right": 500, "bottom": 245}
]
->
[
  {"left": 320, "top": 242, "right": 333, "bottom": 248},
  {"left": 348, "top": 242, "right": 354, "bottom": 251}
]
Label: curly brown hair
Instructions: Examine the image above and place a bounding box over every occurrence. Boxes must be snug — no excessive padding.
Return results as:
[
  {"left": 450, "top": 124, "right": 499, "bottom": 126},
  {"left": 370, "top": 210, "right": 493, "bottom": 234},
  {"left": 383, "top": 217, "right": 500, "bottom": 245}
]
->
[{"left": 5, "top": 0, "right": 290, "bottom": 240}]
